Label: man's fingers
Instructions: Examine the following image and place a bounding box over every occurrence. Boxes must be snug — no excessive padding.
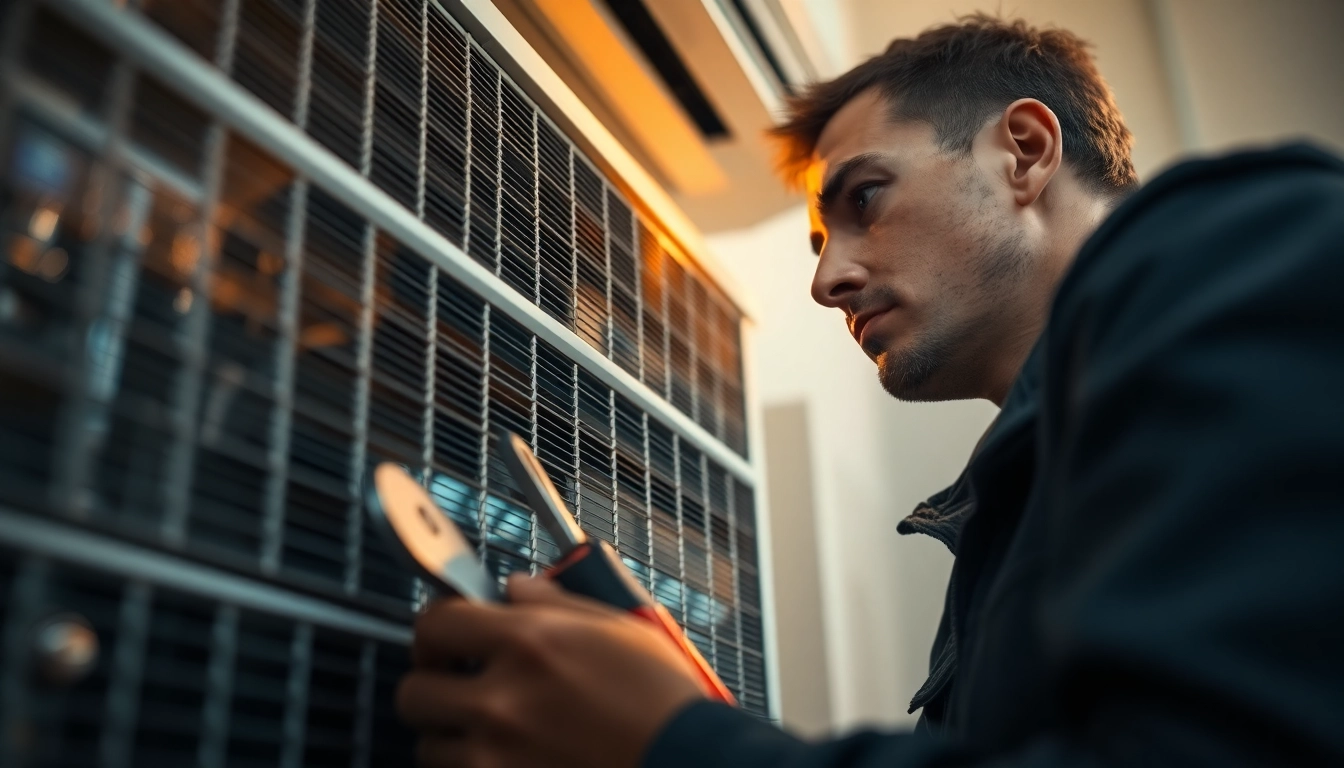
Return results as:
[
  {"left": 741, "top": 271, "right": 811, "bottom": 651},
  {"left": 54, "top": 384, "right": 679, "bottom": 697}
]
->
[
  {"left": 397, "top": 669, "right": 489, "bottom": 732},
  {"left": 415, "top": 734, "right": 489, "bottom": 768},
  {"left": 412, "top": 582, "right": 618, "bottom": 674},
  {"left": 412, "top": 598, "right": 517, "bottom": 668},
  {"left": 415, "top": 734, "right": 464, "bottom": 768},
  {"left": 506, "top": 573, "right": 620, "bottom": 617}
]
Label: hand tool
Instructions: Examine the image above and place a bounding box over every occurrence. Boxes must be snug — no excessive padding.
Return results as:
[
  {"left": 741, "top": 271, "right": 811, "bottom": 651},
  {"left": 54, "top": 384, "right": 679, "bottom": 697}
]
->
[
  {"left": 365, "top": 462, "right": 501, "bottom": 603},
  {"left": 495, "top": 429, "right": 737, "bottom": 704}
]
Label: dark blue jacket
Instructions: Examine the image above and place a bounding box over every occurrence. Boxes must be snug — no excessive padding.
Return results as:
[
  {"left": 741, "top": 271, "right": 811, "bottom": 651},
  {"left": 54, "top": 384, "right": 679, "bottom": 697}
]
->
[{"left": 644, "top": 143, "right": 1344, "bottom": 766}]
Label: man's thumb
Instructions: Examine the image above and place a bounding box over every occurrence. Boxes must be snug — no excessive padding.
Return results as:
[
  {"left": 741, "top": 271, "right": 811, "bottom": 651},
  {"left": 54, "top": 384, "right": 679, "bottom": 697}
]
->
[{"left": 506, "top": 573, "right": 615, "bottom": 616}]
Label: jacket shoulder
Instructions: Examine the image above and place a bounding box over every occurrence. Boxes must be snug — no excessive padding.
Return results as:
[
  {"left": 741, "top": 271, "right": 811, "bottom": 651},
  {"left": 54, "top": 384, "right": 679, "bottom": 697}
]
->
[
  {"left": 1087, "top": 142, "right": 1344, "bottom": 254},
  {"left": 1053, "top": 143, "right": 1344, "bottom": 325}
]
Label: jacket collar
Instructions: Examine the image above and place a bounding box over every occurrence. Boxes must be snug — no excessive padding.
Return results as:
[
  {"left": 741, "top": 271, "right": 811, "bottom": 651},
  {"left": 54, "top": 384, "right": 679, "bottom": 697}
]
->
[
  {"left": 897, "top": 471, "right": 975, "bottom": 555},
  {"left": 897, "top": 340, "right": 1046, "bottom": 716},
  {"left": 896, "top": 339, "right": 1045, "bottom": 555}
]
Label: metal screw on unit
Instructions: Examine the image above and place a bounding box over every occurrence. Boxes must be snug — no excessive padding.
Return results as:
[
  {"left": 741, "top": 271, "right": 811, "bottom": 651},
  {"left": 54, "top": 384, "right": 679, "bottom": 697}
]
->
[{"left": 31, "top": 613, "right": 99, "bottom": 685}]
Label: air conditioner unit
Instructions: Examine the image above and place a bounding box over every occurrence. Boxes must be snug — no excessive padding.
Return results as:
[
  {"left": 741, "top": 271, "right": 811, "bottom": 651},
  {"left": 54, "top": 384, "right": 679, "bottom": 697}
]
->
[
  {"left": 0, "top": 0, "right": 775, "bottom": 763},
  {"left": 491, "top": 0, "right": 837, "bottom": 232}
]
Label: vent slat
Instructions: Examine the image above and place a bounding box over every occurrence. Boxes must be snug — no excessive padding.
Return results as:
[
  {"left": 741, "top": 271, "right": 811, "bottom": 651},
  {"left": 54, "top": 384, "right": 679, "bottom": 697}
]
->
[
  {"left": 142, "top": 0, "right": 223, "bottom": 61},
  {"left": 614, "top": 453, "right": 648, "bottom": 562},
  {"left": 425, "top": 13, "right": 470, "bottom": 245},
  {"left": 372, "top": 0, "right": 424, "bottom": 210},
  {"left": 467, "top": 49, "right": 501, "bottom": 270},
  {"left": 233, "top": 0, "right": 303, "bottom": 118},
  {"left": 308, "top": 0, "right": 372, "bottom": 168}
]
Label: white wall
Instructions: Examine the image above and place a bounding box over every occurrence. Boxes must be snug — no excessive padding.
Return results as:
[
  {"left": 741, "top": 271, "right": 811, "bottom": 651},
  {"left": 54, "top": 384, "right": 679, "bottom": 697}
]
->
[
  {"left": 721, "top": 0, "right": 1344, "bottom": 735},
  {"left": 1160, "top": 0, "right": 1344, "bottom": 155}
]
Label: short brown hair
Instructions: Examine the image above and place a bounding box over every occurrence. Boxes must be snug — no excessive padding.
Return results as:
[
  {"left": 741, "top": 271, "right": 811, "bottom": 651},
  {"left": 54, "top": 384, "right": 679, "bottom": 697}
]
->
[{"left": 771, "top": 14, "right": 1137, "bottom": 197}]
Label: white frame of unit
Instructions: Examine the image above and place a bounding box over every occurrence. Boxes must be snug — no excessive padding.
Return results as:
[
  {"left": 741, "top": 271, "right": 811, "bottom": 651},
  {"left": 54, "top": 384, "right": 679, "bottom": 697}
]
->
[{"left": 41, "top": 0, "right": 781, "bottom": 722}]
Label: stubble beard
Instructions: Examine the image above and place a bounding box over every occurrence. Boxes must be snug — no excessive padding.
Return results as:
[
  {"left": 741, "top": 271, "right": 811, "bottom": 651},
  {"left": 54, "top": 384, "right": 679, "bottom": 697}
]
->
[
  {"left": 874, "top": 224, "right": 1029, "bottom": 402},
  {"left": 874, "top": 317, "right": 959, "bottom": 401}
]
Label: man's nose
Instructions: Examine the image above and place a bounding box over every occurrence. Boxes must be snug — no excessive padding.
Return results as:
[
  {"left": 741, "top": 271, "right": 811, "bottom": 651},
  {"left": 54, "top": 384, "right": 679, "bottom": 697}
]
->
[{"left": 810, "top": 245, "right": 868, "bottom": 309}]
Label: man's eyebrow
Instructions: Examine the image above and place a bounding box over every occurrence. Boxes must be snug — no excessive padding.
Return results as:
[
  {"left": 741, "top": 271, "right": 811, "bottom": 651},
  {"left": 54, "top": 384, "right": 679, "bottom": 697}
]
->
[{"left": 814, "top": 153, "right": 884, "bottom": 218}]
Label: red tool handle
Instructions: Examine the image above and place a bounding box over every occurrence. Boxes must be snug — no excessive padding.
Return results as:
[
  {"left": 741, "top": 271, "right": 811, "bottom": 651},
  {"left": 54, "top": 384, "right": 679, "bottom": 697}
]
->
[
  {"left": 630, "top": 602, "right": 736, "bottom": 703},
  {"left": 546, "top": 541, "right": 737, "bottom": 705}
]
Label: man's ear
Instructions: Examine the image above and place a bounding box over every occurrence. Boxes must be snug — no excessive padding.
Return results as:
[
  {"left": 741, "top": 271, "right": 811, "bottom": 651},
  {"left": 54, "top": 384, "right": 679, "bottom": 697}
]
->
[{"left": 991, "top": 98, "right": 1063, "bottom": 207}]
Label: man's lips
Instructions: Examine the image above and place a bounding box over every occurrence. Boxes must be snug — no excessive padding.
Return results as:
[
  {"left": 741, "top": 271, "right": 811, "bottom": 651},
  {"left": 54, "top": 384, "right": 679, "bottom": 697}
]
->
[{"left": 850, "top": 306, "right": 895, "bottom": 347}]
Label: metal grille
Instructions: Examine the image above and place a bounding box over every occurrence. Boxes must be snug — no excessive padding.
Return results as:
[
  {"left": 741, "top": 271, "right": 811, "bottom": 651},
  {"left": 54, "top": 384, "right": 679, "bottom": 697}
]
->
[
  {"left": 130, "top": 0, "right": 751, "bottom": 455},
  {"left": 0, "top": 0, "right": 770, "bottom": 763},
  {"left": 0, "top": 544, "right": 416, "bottom": 768}
]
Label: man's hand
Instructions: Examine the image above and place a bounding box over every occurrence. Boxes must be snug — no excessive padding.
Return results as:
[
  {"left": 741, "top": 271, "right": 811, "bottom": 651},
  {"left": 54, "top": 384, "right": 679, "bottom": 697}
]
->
[{"left": 397, "top": 573, "right": 707, "bottom": 768}]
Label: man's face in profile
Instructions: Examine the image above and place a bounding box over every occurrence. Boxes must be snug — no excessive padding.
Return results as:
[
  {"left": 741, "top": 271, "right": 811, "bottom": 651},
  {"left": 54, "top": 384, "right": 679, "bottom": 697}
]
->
[{"left": 807, "top": 89, "right": 1031, "bottom": 402}]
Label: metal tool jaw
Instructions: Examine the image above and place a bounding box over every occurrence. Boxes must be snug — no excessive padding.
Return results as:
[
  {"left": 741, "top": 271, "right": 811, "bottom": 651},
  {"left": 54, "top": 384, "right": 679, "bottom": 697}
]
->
[
  {"left": 495, "top": 429, "right": 586, "bottom": 552},
  {"left": 364, "top": 463, "right": 500, "bottom": 603}
]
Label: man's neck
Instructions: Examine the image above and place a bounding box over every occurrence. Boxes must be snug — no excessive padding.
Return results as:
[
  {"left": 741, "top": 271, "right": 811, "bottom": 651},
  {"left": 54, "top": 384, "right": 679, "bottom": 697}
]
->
[{"left": 983, "top": 191, "right": 1116, "bottom": 407}]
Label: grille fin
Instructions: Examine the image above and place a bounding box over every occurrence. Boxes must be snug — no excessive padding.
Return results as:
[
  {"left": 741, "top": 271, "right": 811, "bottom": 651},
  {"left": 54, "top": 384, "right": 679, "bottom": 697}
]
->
[
  {"left": 466, "top": 47, "right": 500, "bottom": 270},
  {"left": 424, "top": 12, "right": 469, "bottom": 245}
]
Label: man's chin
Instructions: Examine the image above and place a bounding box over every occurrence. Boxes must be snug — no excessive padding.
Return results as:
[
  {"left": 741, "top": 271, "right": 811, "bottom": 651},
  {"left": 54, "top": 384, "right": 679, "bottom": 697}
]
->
[{"left": 875, "top": 349, "right": 948, "bottom": 402}]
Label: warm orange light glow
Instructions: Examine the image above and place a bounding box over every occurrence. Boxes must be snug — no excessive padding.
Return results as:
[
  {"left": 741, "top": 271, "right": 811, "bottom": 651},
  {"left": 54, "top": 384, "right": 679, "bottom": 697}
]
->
[
  {"left": 171, "top": 233, "right": 199, "bottom": 276},
  {"left": 530, "top": 0, "right": 728, "bottom": 197},
  {"left": 299, "top": 322, "right": 348, "bottom": 350},
  {"left": 804, "top": 161, "right": 824, "bottom": 242},
  {"left": 8, "top": 234, "right": 38, "bottom": 272},
  {"left": 257, "top": 250, "right": 283, "bottom": 276}
]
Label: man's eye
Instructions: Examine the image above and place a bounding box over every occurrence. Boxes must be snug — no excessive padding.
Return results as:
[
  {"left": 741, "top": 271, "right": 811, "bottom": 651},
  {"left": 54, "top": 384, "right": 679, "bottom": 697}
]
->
[{"left": 852, "top": 184, "right": 879, "bottom": 214}]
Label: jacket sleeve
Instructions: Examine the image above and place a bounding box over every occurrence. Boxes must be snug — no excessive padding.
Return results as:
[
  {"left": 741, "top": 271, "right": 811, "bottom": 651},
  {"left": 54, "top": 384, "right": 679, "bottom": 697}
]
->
[{"left": 642, "top": 151, "right": 1344, "bottom": 768}]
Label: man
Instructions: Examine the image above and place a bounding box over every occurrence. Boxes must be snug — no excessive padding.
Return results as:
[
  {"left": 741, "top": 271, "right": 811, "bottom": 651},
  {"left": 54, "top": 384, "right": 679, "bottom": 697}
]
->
[{"left": 397, "top": 15, "right": 1344, "bottom": 767}]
